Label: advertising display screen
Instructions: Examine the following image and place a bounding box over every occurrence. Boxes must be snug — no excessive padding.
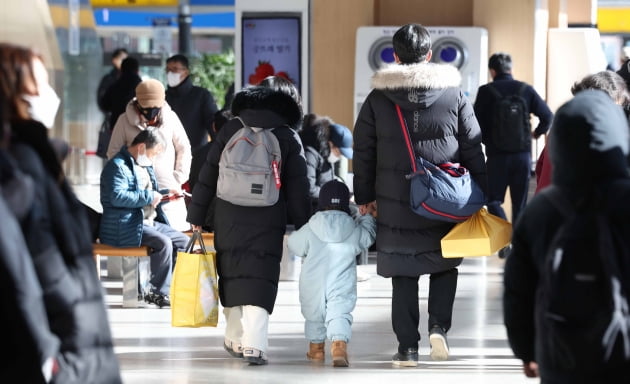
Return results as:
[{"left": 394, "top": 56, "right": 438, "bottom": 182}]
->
[{"left": 241, "top": 14, "right": 301, "bottom": 91}]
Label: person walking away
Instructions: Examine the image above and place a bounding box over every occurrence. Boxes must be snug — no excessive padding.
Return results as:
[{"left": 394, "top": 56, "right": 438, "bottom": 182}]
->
[
  {"left": 473, "top": 52, "right": 553, "bottom": 258},
  {"left": 107, "top": 78, "right": 192, "bottom": 231},
  {"left": 288, "top": 180, "right": 376, "bottom": 367},
  {"left": 352, "top": 23, "right": 487, "bottom": 367},
  {"left": 187, "top": 86, "right": 311, "bottom": 365},
  {"left": 165, "top": 54, "right": 219, "bottom": 153},
  {"left": 504, "top": 90, "right": 630, "bottom": 383},
  {"left": 535, "top": 71, "right": 630, "bottom": 193},
  {"left": 0, "top": 42, "right": 122, "bottom": 383},
  {"left": 100, "top": 130, "right": 189, "bottom": 307}
]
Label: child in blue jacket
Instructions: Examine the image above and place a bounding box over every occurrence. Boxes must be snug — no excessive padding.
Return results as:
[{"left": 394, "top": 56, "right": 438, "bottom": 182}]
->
[{"left": 288, "top": 180, "right": 376, "bottom": 367}]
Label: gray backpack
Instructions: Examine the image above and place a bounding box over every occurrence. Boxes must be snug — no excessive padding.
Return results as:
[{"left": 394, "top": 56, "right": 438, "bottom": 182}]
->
[{"left": 216, "top": 117, "right": 282, "bottom": 206}]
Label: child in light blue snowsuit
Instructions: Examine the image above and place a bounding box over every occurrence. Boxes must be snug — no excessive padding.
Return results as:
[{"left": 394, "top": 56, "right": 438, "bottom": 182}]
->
[{"left": 288, "top": 180, "right": 376, "bottom": 367}]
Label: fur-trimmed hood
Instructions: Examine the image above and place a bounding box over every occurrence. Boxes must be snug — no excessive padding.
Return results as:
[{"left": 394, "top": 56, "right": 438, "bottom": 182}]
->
[
  {"left": 231, "top": 86, "right": 303, "bottom": 130},
  {"left": 371, "top": 63, "right": 462, "bottom": 109}
]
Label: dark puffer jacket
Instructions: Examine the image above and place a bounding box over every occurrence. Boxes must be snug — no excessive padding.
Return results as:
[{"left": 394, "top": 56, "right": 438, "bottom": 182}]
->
[
  {"left": 166, "top": 75, "right": 219, "bottom": 151},
  {"left": 353, "top": 62, "right": 487, "bottom": 277},
  {"left": 504, "top": 90, "right": 630, "bottom": 383},
  {"left": 9, "top": 120, "right": 122, "bottom": 383},
  {"left": 187, "top": 87, "right": 310, "bottom": 314},
  {"left": 0, "top": 149, "right": 60, "bottom": 383}
]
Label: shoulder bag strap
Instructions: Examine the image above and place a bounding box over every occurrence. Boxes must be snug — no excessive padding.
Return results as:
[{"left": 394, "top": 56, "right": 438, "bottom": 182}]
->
[{"left": 395, "top": 104, "right": 417, "bottom": 173}]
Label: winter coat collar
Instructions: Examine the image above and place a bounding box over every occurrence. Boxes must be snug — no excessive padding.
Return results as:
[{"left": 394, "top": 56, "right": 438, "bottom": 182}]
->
[{"left": 371, "top": 62, "right": 461, "bottom": 90}]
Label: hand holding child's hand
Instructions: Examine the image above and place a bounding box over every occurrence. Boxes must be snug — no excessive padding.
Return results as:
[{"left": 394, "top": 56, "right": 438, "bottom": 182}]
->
[{"left": 359, "top": 201, "right": 377, "bottom": 217}]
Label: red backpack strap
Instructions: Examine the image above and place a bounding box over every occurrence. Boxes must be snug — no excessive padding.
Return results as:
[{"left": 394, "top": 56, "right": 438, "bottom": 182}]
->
[{"left": 395, "top": 104, "right": 417, "bottom": 173}]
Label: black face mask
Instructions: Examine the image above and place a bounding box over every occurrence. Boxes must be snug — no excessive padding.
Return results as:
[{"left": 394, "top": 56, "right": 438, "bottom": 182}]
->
[{"left": 138, "top": 106, "right": 161, "bottom": 121}]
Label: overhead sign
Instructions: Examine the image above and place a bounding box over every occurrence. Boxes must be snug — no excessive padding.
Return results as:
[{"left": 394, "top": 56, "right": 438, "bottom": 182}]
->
[
  {"left": 598, "top": 8, "right": 630, "bottom": 32},
  {"left": 90, "top": 0, "right": 178, "bottom": 7}
]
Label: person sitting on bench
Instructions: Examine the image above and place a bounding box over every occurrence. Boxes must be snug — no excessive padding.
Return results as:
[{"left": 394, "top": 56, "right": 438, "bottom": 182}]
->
[{"left": 100, "top": 130, "right": 189, "bottom": 308}]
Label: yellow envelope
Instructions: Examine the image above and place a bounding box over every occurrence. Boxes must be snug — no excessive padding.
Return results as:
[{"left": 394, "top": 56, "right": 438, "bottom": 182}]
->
[{"left": 441, "top": 208, "right": 512, "bottom": 258}]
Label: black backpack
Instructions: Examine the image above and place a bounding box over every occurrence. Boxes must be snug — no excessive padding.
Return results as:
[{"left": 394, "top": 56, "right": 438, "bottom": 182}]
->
[
  {"left": 539, "top": 186, "right": 630, "bottom": 372},
  {"left": 487, "top": 82, "right": 530, "bottom": 152}
]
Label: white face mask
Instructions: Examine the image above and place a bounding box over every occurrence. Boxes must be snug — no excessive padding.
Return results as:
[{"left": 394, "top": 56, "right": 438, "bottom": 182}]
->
[
  {"left": 327, "top": 152, "right": 341, "bottom": 164},
  {"left": 166, "top": 71, "right": 183, "bottom": 87},
  {"left": 22, "top": 83, "right": 60, "bottom": 129},
  {"left": 135, "top": 148, "right": 153, "bottom": 167}
]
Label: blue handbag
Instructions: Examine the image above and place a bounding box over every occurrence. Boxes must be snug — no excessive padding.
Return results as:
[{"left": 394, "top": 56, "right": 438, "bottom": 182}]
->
[{"left": 396, "top": 105, "right": 486, "bottom": 222}]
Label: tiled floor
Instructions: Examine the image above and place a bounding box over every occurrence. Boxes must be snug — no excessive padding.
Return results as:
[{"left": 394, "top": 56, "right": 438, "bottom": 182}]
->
[
  {"left": 103, "top": 256, "right": 532, "bottom": 384},
  {"left": 75, "top": 183, "right": 534, "bottom": 383}
]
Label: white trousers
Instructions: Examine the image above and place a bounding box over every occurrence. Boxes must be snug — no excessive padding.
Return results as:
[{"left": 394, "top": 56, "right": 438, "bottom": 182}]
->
[{"left": 224, "top": 305, "right": 269, "bottom": 352}]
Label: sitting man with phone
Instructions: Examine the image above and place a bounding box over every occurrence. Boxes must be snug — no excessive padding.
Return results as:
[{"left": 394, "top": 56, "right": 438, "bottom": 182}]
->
[{"left": 100, "top": 130, "right": 189, "bottom": 308}]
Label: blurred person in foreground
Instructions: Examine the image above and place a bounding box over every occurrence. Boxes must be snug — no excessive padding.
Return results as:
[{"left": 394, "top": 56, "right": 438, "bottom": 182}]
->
[
  {"left": 0, "top": 42, "right": 122, "bottom": 383},
  {"left": 504, "top": 90, "right": 630, "bottom": 383}
]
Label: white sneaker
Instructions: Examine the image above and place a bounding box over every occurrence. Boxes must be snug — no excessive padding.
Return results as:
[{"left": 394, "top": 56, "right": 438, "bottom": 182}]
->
[
  {"left": 429, "top": 327, "right": 449, "bottom": 361},
  {"left": 243, "top": 347, "right": 268, "bottom": 365},
  {"left": 224, "top": 338, "right": 243, "bottom": 358}
]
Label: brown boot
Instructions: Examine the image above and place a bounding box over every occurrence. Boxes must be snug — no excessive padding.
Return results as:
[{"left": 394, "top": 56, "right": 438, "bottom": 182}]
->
[
  {"left": 331, "top": 340, "right": 349, "bottom": 367},
  {"left": 306, "top": 342, "right": 325, "bottom": 362}
]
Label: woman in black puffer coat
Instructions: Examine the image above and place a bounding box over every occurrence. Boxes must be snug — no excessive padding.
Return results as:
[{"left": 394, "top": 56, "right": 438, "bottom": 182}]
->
[
  {"left": 188, "top": 86, "right": 310, "bottom": 365},
  {"left": 0, "top": 43, "right": 121, "bottom": 383}
]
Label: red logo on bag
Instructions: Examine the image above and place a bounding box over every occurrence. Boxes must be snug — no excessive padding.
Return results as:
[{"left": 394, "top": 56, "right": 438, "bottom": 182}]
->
[{"left": 272, "top": 160, "right": 281, "bottom": 189}]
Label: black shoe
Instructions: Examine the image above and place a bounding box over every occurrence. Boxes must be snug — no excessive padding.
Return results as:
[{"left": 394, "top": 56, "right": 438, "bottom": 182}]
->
[
  {"left": 429, "top": 326, "right": 449, "bottom": 361},
  {"left": 144, "top": 292, "right": 170, "bottom": 308},
  {"left": 498, "top": 243, "right": 512, "bottom": 259},
  {"left": 392, "top": 347, "right": 418, "bottom": 367}
]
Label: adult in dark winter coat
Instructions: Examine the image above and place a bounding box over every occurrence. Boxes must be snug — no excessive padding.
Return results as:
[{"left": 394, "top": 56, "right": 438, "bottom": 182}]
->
[
  {"left": 187, "top": 86, "right": 310, "bottom": 365},
  {"left": 102, "top": 56, "right": 142, "bottom": 130},
  {"left": 353, "top": 24, "right": 487, "bottom": 367},
  {"left": 504, "top": 90, "right": 630, "bottom": 383},
  {"left": 0, "top": 42, "right": 122, "bottom": 383},
  {"left": 97, "top": 48, "right": 127, "bottom": 115},
  {"left": 0, "top": 100, "right": 60, "bottom": 383},
  {"left": 473, "top": 52, "right": 553, "bottom": 227},
  {"left": 165, "top": 54, "right": 219, "bottom": 152}
]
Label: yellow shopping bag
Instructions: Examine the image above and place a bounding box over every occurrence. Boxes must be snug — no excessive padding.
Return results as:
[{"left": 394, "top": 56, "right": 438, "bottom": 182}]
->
[
  {"left": 171, "top": 231, "right": 219, "bottom": 327},
  {"left": 440, "top": 208, "right": 512, "bottom": 258}
]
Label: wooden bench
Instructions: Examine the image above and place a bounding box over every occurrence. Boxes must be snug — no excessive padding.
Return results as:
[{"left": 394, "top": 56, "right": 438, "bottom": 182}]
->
[
  {"left": 92, "top": 232, "right": 214, "bottom": 307},
  {"left": 92, "top": 232, "right": 214, "bottom": 278},
  {"left": 92, "top": 243, "right": 150, "bottom": 279}
]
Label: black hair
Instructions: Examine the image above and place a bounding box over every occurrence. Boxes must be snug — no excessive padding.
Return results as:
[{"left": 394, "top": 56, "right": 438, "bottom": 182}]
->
[
  {"left": 488, "top": 52, "right": 512, "bottom": 74},
  {"left": 300, "top": 113, "right": 332, "bottom": 158},
  {"left": 166, "top": 54, "right": 189, "bottom": 69},
  {"left": 392, "top": 24, "right": 432, "bottom": 64},
  {"left": 130, "top": 129, "right": 162, "bottom": 150},
  {"left": 112, "top": 48, "right": 128, "bottom": 59},
  {"left": 121, "top": 57, "right": 139, "bottom": 74}
]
